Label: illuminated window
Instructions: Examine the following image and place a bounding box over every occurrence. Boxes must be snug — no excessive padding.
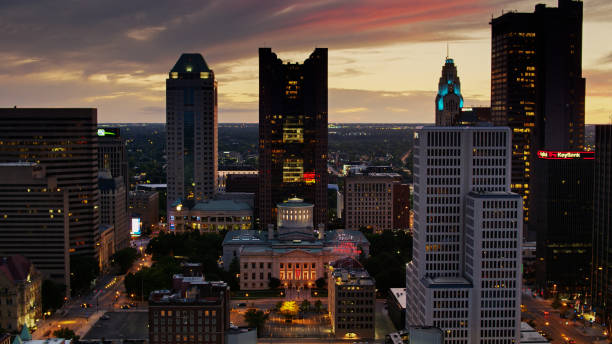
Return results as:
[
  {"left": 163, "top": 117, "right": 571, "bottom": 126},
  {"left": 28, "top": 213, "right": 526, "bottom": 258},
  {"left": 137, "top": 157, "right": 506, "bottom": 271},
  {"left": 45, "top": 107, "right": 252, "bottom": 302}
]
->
[
  {"left": 200, "top": 72, "right": 209, "bottom": 79},
  {"left": 283, "top": 158, "right": 303, "bottom": 183}
]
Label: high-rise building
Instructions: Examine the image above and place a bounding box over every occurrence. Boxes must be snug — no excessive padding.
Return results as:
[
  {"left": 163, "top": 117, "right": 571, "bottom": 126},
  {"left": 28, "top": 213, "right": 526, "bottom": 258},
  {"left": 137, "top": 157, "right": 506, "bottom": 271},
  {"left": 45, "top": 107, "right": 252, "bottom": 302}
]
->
[
  {"left": 258, "top": 48, "right": 328, "bottom": 229},
  {"left": 166, "top": 54, "right": 218, "bottom": 209},
  {"left": 591, "top": 125, "right": 612, "bottom": 328},
  {"left": 149, "top": 278, "right": 230, "bottom": 344},
  {"left": 0, "top": 108, "right": 100, "bottom": 259},
  {"left": 327, "top": 257, "right": 375, "bottom": 340},
  {"left": 533, "top": 150, "right": 593, "bottom": 292},
  {"left": 406, "top": 127, "right": 522, "bottom": 344},
  {"left": 0, "top": 163, "right": 70, "bottom": 289},
  {"left": 344, "top": 172, "right": 403, "bottom": 231},
  {"left": 491, "top": 0, "right": 585, "bottom": 238},
  {"left": 435, "top": 57, "right": 464, "bottom": 126},
  {"left": 99, "top": 172, "right": 129, "bottom": 251},
  {"left": 129, "top": 190, "right": 159, "bottom": 230},
  {"left": 393, "top": 183, "right": 411, "bottom": 230},
  {"left": 97, "top": 127, "right": 128, "bottom": 193}
]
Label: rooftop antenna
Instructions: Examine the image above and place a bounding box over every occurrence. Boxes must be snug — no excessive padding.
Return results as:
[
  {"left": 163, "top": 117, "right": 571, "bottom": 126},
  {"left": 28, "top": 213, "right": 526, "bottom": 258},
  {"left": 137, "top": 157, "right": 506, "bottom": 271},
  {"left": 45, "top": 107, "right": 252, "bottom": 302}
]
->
[{"left": 446, "top": 43, "right": 449, "bottom": 59}]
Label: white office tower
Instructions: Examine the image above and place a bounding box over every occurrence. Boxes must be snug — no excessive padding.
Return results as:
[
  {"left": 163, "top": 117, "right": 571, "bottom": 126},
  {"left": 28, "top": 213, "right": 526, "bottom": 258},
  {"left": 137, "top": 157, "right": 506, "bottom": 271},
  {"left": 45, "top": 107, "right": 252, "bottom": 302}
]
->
[{"left": 406, "top": 127, "right": 522, "bottom": 344}]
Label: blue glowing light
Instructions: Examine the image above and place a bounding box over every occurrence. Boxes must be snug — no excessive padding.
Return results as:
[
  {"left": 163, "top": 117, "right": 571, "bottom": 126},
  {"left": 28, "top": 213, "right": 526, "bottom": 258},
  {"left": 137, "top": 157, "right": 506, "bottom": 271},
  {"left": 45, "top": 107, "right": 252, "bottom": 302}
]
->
[{"left": 437, "top": 98, "right": 444, "bottom": 111}]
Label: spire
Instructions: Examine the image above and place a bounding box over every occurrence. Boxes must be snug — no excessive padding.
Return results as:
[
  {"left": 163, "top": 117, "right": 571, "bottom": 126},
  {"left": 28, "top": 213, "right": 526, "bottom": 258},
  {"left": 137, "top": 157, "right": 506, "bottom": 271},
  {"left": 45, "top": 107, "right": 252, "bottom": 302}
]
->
[{"left": 446, "top": 43, "right": 450, "bottom": 59}]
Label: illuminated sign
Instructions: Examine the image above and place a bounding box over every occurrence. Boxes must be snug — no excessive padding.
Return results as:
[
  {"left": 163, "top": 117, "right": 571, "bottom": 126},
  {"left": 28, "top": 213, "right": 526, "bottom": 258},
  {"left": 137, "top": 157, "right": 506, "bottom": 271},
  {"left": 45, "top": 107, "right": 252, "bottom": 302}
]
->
[
  {"left": 303, "top": 172, "right": 316, "bottom": 184},
  {"left": 131, "top": 218, "right": 141, "bottom": 238},
  {"left": 537, "top": 151, "right": 594, "bottom": 160},
  {"left": 97, "top": 128, "right": 117, "bottom": 137},
  {"left": 334, "top": 242, "right": 362, "bottom": 255}
]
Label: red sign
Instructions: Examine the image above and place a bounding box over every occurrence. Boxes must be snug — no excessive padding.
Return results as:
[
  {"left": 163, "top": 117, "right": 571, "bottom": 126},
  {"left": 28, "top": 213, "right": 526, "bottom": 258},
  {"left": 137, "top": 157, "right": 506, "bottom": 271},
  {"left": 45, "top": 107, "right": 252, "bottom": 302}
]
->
[
  {"left": 537, "top": 151, "right": 594, "bottom": 160},
  {"left": 303, "top": 172, "right": 316, "bottom": 184},
  {"left": 334, "top": 242, "right": 362, "bottom": 255}
]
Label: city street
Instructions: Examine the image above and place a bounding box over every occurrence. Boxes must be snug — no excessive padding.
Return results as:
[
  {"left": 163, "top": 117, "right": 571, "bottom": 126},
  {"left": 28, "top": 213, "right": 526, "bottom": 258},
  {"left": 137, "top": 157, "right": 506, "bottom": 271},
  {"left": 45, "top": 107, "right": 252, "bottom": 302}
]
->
[{"left": 522, "top": 291, "right": 607, "bottom": 344}]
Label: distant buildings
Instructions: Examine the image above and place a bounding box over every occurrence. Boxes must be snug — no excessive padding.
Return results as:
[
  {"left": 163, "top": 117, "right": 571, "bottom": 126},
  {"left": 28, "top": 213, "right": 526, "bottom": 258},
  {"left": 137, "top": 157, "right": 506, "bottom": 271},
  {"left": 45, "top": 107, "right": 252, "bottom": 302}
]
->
[
  {"left": 168, "top": 199, "right": 253, "bottom": 233},
  {"left": 435, "top": 57, "right": 464, "bottom": 126},
  {"left": 0, "top": 108, "right": 100, "bottom": 294},
  {"left": 149, "top": 278, "right": 230, "bottom": 344},
  {"left": 327, "top": 257, "right": 375, "bottom": 340},
  {"left": 344, "top": 173, "right": 408, "bottom": 231},
  {"left": 166, "top": 54, "right": 218, "bottom": 209},
  {"left": 258, "top": 48, "right": 328, "bottom": 229},
  {"left": 222, "top": 199, "right": 369, "bottom": 290},
  {"left": 591, "top": 125, "right": 612, "bottom": 327},
  {"left": 533, "top": 150, "right": 593, "bottom": 292},
  {"left": 99, "top": 171, "right": 130, "bottom": 251},
  {"left": 406, "top": 127, "right": 522, "bottom": 343},
  {"left": 0, "top": 255, "right": 42, "bottom": 332},
  {"left": 491, "top": 0, "right": 585, "bottom": 238},
  {"left": 129, "top": 190, "right": 160, "bottom": 231}
]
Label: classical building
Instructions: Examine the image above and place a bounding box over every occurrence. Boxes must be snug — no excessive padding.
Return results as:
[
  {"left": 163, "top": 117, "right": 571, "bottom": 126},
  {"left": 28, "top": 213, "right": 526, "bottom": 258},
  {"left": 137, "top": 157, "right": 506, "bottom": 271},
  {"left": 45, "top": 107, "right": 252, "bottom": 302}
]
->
[
  {"left": 99, "top": 171, "right": 129, "bottom": 251},
  {"left": 491, "top": 0, "right": 585, "bottom": 239},
  {"left": 166, "top": 53, "right": 218, "bottom": 209},
  {"left": 435, "top": 57, "right": 464, "bottom": 126},
  {"left": 149, "top": 278, "right": 230, "bottom": 344},
  {"left": 0, "top": 163, "right": 70, "bottom": 292},
  {"left": 327, "top": 257, "right": 375, "bottom": 340},
  {"left": 591, "top": 125, "right": 612, "bottom": 327},
  {"left": 0, "top": 108, "right": 100, "bottom": 259},
  {"left": 532, "top": 150, "right": 594, "bottom": 292},
  {"left": 129, "top": 190, "right": 160, "bottom": 230},
  {"left": 258, "top": 48, "right": 328, "bottom": 228},
  {"left": 0, "top": 255, "right": 42, "bottom": 332},
  {"left": 406, "top": 127, "right": 522, "bottom": 344},
  {"left": 97, "top": 224, "right": 115, "bottom": 273},
  {"left": 169, "top": 199, "right": 253, "bottom": 233},
  {"left": 222, "top": 199, "right": 369, "bottom": 290},
  {"left": 344, "top": 173, "right": 408, "bottom": 231}
]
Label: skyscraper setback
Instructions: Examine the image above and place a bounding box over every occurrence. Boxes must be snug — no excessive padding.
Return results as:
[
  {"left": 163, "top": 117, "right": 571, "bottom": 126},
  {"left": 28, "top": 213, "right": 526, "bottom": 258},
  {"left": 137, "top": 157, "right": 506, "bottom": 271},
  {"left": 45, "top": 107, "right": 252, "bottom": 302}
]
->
[
  {"left": 435, "top": 57, "right": 464, "bottom": 126},
  {"left": 258, "top": 48, "right": 328, "bottom": 228},
  {"left": 166, "top": 54, "right": 218, "bottom": 209},
  {"left": 491, "top": 0, "right": 585, "bottom": 237}
]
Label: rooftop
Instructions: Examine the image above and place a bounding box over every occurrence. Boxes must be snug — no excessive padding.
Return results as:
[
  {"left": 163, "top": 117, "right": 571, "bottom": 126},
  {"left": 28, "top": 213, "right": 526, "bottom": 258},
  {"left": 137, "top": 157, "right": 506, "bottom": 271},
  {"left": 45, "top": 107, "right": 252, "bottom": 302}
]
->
[
  {"left": 192, "top": 199, "right": 251, "bottom": 212},
  {"left": 0, "top": 255, "right": 34, "bottom": 284},
  {"left": 277, "top": 198, "right": 313, "bottom": 208},
  {"left": 389, "top": 288, "right": 406, "bottom": 308},
  {"left": 170, "top": 53, "right": 210, "bottom": 73},
  {"left": 423, "top": 276, "right": 472, "bottom": 289}
]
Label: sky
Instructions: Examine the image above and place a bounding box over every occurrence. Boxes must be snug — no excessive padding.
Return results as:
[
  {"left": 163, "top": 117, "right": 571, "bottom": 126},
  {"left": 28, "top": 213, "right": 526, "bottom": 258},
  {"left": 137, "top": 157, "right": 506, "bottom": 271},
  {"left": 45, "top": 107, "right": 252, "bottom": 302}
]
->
[{"left": 0, "top": 0, "right": 610, "bottom": 124}]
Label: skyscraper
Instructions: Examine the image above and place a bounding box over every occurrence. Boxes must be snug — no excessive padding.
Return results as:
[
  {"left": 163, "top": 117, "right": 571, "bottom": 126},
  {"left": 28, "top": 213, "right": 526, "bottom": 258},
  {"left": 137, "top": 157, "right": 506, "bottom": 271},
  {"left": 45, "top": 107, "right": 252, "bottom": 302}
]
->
[
  {"left": 591, "top": 125, "right": 612, "bottom": 328},
  {"left": 97, "top": 127, "right": 128, "bottom": 193},
  {"left": 435, "top": 57, "right": 464, "bottom": 126},
  {"left": 0, "top": 108, "right": 100, "bottom": 260},
  {"left": 258, "top": 48, "right": 328, "bottom": 228},
  {"left": 166, "top": 54, "right": 218, "bottom": 209},
  {"left": 406, "top": 127, "right": 522, "bottom": 343},
  {"left": 99, "top": 172, "right": 130, "bottom": 251},
  {"left": 491, "top": 0, "right": 585, "bottom": 238}
]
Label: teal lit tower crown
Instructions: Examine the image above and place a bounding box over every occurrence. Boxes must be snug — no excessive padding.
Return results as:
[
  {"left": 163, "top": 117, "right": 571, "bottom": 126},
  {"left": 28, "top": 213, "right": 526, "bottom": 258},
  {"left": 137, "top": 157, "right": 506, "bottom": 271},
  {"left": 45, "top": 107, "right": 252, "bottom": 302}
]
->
[{"left": 435, "top": 57, "right": 464, "bottom": 126}]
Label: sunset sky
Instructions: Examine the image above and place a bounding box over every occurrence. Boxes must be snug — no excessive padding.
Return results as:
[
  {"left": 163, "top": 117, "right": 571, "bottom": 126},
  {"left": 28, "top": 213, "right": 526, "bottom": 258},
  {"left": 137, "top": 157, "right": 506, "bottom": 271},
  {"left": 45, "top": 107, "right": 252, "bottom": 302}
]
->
[{"left": 1, "top": 0, "right": 610, "bottom": 123}]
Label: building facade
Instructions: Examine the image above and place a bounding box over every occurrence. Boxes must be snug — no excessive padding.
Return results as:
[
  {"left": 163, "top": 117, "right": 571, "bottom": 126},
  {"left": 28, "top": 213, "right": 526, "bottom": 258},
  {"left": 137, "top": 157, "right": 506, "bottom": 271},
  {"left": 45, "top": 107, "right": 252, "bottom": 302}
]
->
[
  {"left": 406, "top": 127, "right": 522, "bottom": 344},
  {"left": 393, "top": 183, "right": 411, "bottom": 230},
  {"left": 223, "top": 200, "right": 369, "bottom": 290},
  {"left": 149, "top": 279, "right": 230, "bottom": 344},
  {"left": 97, "top": 127, "right": 128, "bottom": 195},
  {"left": 591, "top": 125, "right": 612, "bottom": 327},
  {"left": 0, "top": 255, "right": 43, "bottom": 332},
  {"left": 532, "top": 150, "right": 593, "bottom": 292},
  {"left": 166, "top": 54, "right": 218, "bottom": 208},
  {"left": 99, "top": 172, "right": 129, "bottom": 251},
  {"left": 258, "top": 48, "right": 328, "bottom": 229},
  {"left": 129, "top": 190, "right": 160, "bottom": 230},
  {"left": 344, "top": 173, "right": 404, "bottom": 231},
  {"left": 97, "top": 224, "right": 115, "bottom": 273},
  {"left": 169, "top": 199, "right": 253, "bottom": 233},
  {"left": 491, "top": 0, "right": 585, "bottom": 238},
  {"left": 217, "top": 169, "right": 257, "bottom": 193},
  {"left": 327, "top": 257, "right": 375, "bottom": 340},
  {"left": 0, "top": 109, "right": 100, "bottom": 260},
  {"left": 435, "top": 57, "right": 464, "bottom": 126}
]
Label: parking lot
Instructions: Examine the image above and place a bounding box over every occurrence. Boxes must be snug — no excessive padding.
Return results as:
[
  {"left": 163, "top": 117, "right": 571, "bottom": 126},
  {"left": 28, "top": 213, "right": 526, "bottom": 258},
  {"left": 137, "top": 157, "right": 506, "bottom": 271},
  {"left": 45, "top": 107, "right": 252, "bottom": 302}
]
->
[{"left": 82, "top": 311, "right": 149, "bottom": 341}]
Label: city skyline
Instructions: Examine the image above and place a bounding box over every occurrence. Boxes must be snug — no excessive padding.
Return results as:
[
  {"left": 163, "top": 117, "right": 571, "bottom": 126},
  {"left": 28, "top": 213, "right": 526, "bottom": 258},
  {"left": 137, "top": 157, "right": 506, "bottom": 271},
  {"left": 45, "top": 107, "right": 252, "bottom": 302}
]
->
[{"left": 0, "top": 0, "right": 610, "bottom": 124}]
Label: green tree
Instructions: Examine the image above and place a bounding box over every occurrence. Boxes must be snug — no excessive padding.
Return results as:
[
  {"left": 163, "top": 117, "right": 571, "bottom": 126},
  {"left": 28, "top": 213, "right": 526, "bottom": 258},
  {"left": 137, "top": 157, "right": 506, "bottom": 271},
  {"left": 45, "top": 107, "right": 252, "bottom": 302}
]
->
[
  {"left": 42, "top": 280, "right": 65, "bottom": 312},
  {"left": 124, "top": 256, "right": 181, "bottom": 299},
  {"left": 111, "top": 247, "right": 139, "bottom": 274},
  {"left": 244, "top": 308, "right": 269, "bottom": 337},
  {"left": 53, "top": 328, "right": 78, "bottom": 340},
  {"left": 269, "top": 277, "right": 281, "bottom": 289},
  {"left": 299, "top": 300, "right": 311, "bottom": 313},
  {"left": 70, "top": 254, "right": 99, "bottom": 295}
]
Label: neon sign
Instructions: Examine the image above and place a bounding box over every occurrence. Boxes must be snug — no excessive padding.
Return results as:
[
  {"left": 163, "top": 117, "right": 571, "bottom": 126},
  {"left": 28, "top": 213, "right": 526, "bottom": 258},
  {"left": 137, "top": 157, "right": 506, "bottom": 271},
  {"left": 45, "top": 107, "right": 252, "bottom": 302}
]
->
[
  {"left": 303, "top": 172, "right": 316, "bottom": 184},
  {"left": 334, "top": 242, "right": 362, "bottom": 255},
  {"left": 537, "top": 151, "right": 594, "bottom": 160},
  {"left": 97, "top": 129, "right": 117, "bottom": 137}
]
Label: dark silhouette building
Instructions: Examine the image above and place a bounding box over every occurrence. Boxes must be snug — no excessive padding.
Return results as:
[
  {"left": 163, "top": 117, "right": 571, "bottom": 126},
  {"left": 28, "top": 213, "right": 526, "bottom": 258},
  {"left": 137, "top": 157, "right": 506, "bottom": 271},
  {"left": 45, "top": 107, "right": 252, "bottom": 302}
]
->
[
  {"left": 392, "top": 183, "right": 411, "bottom": 230},
  {"left": 258, "top": 48, "right": 328, "bottom": 228},
  {"left": 532, "top": 150, "right": 593, "bottom": 293},
  {"left": 435, "top": 57, "right": 463, "bottom": 126},
  {"left": 491, "top": 0, "right": 585, "bottom": 238},
  {"left": 591, "top": 125, "right": 612, "bottom": 327},
  {"left": 97, "top": 127, "right": 128, "bottom": 193}
]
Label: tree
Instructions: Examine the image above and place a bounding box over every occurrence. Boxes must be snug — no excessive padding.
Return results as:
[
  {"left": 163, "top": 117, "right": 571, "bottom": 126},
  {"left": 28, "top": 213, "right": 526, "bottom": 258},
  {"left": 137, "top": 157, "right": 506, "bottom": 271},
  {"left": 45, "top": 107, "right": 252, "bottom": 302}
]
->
[
  {"left": 269, "top": 277, "right": 281, "bottom": 289},
  {"left": 53, "top": 328, "right": 78, "bottom": 340},
  {"left": 111, "top": 247, "right": 139, "bottom": 274},
  {"left": 314, "top": 300, "right": 323, "bottom": 313},
  {"left": 42, "top": 280, "right": 65, "bottom": 312},
  {"left": 70, "top": 254, "right": 99, "bottom": 295},
  {"left": 299, "top": 300, "right": 311, "bottom": 313},
  {"left": 315, "top": 277, "right": 326, "bottom": 289},
  {"left": 244, "top": 308, "right": 268, "bottom": 337},
  {"left": 125, "top": 256, "right": 181, "bottom": 299}
]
